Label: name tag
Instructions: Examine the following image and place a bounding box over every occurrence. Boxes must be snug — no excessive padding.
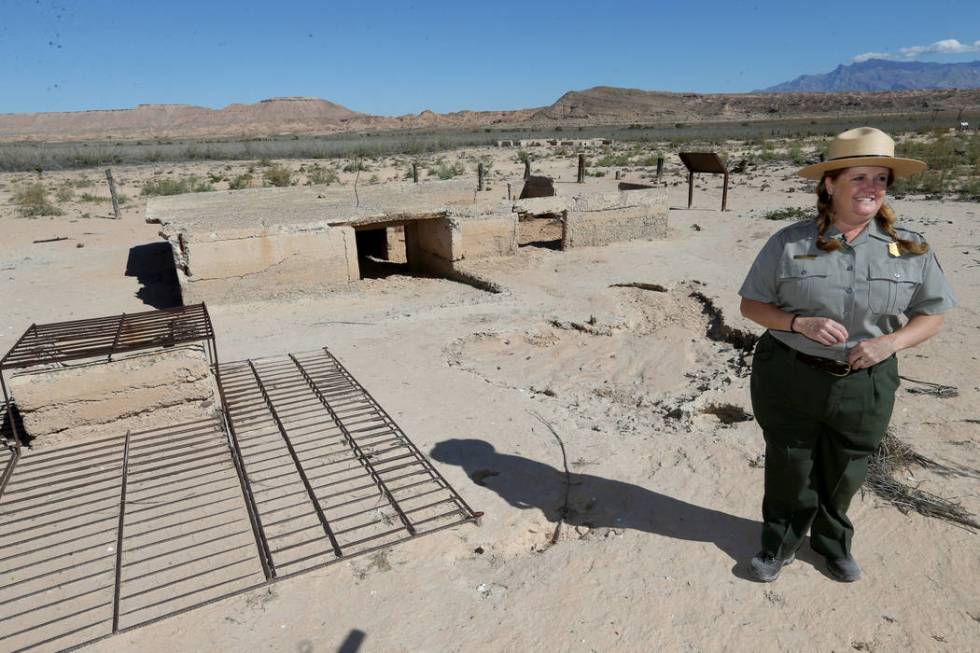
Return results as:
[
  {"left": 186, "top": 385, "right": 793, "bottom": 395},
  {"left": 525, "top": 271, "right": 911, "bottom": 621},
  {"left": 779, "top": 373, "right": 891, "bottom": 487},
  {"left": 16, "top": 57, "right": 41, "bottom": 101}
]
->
[
  {"left": 888, "top": 242, "right": 900, "bottom": 257},
  {"left": 793, "top": 254, "right": 818, "bottom": 260}
]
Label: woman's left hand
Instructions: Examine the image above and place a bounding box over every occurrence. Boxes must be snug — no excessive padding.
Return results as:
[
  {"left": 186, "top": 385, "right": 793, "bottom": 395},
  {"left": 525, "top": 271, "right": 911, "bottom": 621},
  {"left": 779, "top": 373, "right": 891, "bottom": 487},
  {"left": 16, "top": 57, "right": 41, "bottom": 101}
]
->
[{"left": 847, "top": 335, "right": 898, "bottom": 370}]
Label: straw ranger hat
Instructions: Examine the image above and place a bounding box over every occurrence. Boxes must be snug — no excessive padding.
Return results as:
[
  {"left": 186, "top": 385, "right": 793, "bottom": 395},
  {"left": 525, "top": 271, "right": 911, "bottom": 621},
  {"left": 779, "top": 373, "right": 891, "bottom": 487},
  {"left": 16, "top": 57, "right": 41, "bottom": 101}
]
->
[{"left": 797, "top": 127, "right": 927, "bottom": 180}]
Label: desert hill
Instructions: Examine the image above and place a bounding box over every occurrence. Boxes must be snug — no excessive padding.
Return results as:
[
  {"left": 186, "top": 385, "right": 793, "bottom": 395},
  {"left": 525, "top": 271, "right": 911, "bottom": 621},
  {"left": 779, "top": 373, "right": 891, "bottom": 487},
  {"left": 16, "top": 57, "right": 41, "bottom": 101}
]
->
[{"left": 1, "top": 86, "right": 979, "bottom": 142}]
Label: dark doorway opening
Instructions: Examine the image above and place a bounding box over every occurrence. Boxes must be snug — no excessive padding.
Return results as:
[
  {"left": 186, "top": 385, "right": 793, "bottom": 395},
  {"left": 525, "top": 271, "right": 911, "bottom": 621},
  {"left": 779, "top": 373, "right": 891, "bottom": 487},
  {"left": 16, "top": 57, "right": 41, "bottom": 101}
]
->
[
  {"left": 355, "top": 225, "right": 409, "bottom": 279},
  {"left": 518, "top": 212, "right": 564, "bottom": 250}
]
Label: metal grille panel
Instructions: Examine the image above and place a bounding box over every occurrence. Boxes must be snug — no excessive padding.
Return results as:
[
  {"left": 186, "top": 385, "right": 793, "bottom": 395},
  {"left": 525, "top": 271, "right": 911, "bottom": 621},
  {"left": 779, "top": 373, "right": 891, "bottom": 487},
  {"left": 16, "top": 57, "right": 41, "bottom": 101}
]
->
[
  {"left": 0, "top": 347, "right": 477, "bottom": 651},
  {"left": 220, "top": 349, "right": 475, "bottom": 579}
]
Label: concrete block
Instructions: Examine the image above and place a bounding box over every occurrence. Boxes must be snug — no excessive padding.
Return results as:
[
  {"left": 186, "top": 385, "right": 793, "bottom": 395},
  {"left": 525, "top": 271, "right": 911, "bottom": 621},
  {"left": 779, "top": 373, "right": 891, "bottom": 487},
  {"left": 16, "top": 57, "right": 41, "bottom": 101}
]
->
[
  {"left": 178, "top": 226, "right": 357, "bottom": 304},
  {"left": 9, "top": 345, "right": 218, "bottom": 449},
  {"left": 460, "top": 214, "right": 518, "bottom": 259},
  {"left": 563, "top": 205, "right": 668, "bottom": 249},
  {"left": 572, "top": 188, "right": 666, "bottom": 212}
]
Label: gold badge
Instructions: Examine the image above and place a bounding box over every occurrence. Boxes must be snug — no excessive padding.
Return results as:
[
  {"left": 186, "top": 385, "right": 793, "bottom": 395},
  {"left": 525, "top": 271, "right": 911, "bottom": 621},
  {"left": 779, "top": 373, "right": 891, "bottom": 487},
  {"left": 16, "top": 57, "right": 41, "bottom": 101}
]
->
[{"left": 888, "top": 242, "right": 900, "bottom": 257}]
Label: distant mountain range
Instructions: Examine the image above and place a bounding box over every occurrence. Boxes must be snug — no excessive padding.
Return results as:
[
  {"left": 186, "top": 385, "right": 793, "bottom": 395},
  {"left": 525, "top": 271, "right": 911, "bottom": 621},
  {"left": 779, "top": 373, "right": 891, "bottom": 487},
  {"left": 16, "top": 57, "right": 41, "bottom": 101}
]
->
[
  {"left": 2, "top": 84, "right": 980, "bottom": 142},
  {"left": 763, "top": 59, "right": 980, "bottom": 93}
]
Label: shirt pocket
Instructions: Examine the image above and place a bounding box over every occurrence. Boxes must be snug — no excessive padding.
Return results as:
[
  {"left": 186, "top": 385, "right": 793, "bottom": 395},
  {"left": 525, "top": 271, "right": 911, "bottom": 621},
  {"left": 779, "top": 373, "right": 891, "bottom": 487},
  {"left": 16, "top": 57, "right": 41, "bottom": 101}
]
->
[
  {"left": 777, "top": 257, "right": 829, "bottom": 310},
  {"left": 868, "top": 260, "right": 922, "bottom": 315}
]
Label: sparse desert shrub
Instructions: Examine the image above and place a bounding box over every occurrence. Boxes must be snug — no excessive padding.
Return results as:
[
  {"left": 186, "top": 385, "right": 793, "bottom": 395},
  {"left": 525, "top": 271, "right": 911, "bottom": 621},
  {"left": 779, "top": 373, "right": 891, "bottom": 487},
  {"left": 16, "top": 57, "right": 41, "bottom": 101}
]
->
[
  {"left": 368, "top": 174, "right": 380, "bottom": 184},
  {"left": 256, "top": 157, "right": 273, "bottom": 167},
  {"left": 762, "top": 206, "right": 811, "bottom": 221},
  {"left": 263, "top": 165, "right": 292, "bottom": 187},
  {"left": 207, "top": 172, "right": 225, "bottom": 184},
  {"left": 428, "top": 161, "right": 464, "bottom": 180},
  {"left": 956, "top": 175, "right": 980, "bottom": 200},
  {"left": 228, "top": 173, "right": 254, "bottom": 190},
  {"left": 13, "top": 183, "right": 63, "bottom": 217},
  {"left": 141, "top": 176, "right": 213, "bottom": 197},
  {"left": 55, "top": 183, "right": 75, "bottom": 203},
  {"left": 515, "top": 149, "right": 531, "bottom": 164},
  {"left": 342, "top": 159, "right": 368, "bottom": 173},
  {"left": 595, "top": 152, "right": 632, "bottom": 167},
  {"left": 306, "top": 165, "right": 338, "bottom": 186}
]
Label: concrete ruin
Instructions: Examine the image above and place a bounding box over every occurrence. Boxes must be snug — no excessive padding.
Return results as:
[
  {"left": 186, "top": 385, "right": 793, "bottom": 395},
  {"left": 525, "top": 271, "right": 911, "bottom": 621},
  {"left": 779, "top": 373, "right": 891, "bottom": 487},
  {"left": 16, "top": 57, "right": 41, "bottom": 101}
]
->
[
  {"left": 146, "top": 179, "right": 668, "bottom": 304},
  {"left": 8, "top": 345, "right": 218, "bottom": 449}
]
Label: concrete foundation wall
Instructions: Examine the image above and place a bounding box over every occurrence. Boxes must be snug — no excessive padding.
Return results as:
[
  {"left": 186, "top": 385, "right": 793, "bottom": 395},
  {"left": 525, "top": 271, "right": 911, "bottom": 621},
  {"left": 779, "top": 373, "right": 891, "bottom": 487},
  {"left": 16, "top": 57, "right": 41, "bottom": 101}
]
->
[
  {"left": 459, "top": 214, "right": 518, "bottom": 259},
  {"left": 9, "top": 346, "right": 218, "bottom": 449},
  {"left": 179, "top": 227, "right": 358, "bottom": 304},
  {"left": 405, "top": 218, "right": 458, "bottom": 275},
  {"left": 563, "top": 207, "right": 668, "bottom": 248}
]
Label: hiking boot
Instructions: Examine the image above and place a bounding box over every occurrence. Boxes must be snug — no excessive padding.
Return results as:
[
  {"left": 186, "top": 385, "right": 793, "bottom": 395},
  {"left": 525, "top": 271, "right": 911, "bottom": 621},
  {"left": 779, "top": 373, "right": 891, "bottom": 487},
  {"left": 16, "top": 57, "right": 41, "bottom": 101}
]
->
[
  {"left": 826, "top": 555, "right": 861, "bottom": 582},
  {"left": 749, "top": 551, "right": 795, "bottom": 582}
]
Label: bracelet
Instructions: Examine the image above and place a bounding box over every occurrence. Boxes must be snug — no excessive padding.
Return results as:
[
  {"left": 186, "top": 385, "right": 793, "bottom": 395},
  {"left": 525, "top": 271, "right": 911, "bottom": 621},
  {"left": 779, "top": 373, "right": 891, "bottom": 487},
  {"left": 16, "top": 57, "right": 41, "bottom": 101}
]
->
[{"left": 789, "top": 314, "right": 799, "bottom": 333}]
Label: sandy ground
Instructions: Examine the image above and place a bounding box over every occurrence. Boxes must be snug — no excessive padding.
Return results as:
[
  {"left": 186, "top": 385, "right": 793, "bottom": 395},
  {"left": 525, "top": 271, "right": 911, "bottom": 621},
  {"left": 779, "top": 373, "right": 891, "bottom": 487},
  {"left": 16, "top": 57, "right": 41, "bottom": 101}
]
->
[{"left": 1, "top": 147, "right": 978, "bottom": 652}]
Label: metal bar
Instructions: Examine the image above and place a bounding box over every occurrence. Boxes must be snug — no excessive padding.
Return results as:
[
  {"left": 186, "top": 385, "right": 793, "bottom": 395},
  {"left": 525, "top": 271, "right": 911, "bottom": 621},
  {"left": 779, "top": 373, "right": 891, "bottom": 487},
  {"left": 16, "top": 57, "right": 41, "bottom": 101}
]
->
[
  {"left": 214, "top": 363, "right": 275, "bottom": 580},
  {"left": 0, "top": 370, "right": 22, "bottom": 476},
  {"left": 111, "top": 430, "right": 132, "bottom": 633},
  {"left": 0, "top": 322, "right": 38, "bottom": 368},
  {"left": 107, "top": 314, "right": 126, "bottom": 362},
  {"left": 247, "top": 360, "right": 343, "bottom": 558}
]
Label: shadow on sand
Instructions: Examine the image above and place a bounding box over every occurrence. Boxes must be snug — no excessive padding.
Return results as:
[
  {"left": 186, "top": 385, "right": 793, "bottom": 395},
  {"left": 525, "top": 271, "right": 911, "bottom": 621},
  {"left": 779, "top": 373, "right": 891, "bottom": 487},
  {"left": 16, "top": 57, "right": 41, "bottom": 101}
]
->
[
  {"left": 126, "top": 242, "right": 181, "bottom": 309},
  {"left": 431, "top": 438, "right": 778, "bottom": 579}
]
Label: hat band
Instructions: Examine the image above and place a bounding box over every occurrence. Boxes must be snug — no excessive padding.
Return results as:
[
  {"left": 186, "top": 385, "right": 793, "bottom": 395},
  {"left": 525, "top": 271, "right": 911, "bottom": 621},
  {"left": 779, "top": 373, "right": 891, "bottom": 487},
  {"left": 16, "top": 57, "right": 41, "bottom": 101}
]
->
[{"left": 827, "top": 153, "right": 894, "bottom": 161}]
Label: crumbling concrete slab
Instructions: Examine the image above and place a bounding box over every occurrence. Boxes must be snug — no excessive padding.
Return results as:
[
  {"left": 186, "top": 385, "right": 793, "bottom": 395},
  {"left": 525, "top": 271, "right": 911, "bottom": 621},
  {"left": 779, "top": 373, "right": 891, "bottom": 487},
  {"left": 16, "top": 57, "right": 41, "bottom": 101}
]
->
[
  {"left": 146, "top": 180, "right": 668, "bottom": 304},
  {"left": 9, "top": 345, "right": 218, "bottom": 449},
  {"left": 563, "top": 205, "right": 668, "bottom": 248}
]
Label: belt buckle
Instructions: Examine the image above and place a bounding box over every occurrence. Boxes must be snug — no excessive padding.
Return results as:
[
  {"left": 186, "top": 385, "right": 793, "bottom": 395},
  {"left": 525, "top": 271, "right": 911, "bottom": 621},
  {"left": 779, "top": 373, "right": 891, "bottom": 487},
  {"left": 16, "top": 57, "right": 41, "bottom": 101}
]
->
[{"left": 828, "top": 360, "right": 852, "bottom": 377}]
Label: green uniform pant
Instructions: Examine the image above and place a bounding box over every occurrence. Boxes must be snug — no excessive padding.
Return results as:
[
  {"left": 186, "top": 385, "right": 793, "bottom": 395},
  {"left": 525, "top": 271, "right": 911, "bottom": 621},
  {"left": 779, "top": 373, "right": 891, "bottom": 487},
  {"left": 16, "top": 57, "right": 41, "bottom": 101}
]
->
[{"left": 750, "top": 331, "right": 899, "bottom": 560}]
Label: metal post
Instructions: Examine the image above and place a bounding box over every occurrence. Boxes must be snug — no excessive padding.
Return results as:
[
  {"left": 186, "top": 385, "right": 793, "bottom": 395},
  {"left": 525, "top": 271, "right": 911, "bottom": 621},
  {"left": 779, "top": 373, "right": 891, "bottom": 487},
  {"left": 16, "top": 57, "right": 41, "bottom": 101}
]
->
[
  {"left": 722, "top": 172, "right": 730, "bottom": 212},
  {"left": 688, "top": 171, "right": 694, "bottom": 209},
  {"left": 112, "top": 430, "right": 132, "bottom": 632},
  {"left": 412, "top": 162, "right": 418, "bottom": 183},
  {"left": 507, "top": 183, "right": 512, "bottom": 201},
  {"left": 478, "top": 162, "right": 484, "bottom": 191},
  {"left": 656, "top": 156, "right": 664, "bottom": 180},
  {"left": 105, "top": 168, "right": 121, "bottom": 219},
  {"left": 523, "top": 158, "right": 531, "bottom": 180},
  {"left": 577, "top": 154, "right": 585, "bottom": 183}
]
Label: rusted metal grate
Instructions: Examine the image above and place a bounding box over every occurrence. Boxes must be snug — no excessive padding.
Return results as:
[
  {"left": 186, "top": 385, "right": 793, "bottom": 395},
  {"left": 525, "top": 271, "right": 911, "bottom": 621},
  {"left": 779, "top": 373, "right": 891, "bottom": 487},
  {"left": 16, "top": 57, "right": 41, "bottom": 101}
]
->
[
  {"left": 219, "top": 349, "right": 477, "bottom": 580},
  {"left": 0, "top": 304, "right": 215, "bottom": 371},
  {"left": 0, "top": 344, "right": 478, "bottom": 651},
  {"left": 0, "top": 418, "right": 267, "bottom": 652}
]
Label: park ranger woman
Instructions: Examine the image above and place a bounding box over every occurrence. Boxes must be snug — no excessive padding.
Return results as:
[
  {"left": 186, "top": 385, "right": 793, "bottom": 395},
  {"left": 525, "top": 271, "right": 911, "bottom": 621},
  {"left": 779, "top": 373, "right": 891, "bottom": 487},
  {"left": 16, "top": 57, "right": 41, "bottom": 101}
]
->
[{"left": 738, "top": 127, "right": 957, "bottom": 582}]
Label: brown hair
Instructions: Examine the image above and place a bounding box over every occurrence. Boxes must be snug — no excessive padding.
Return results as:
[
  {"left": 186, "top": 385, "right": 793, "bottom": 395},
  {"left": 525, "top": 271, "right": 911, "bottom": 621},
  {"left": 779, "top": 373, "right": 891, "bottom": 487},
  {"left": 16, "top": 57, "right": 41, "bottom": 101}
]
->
[{"left": 814, "top": 169, "right": 929, "bottom": 255}]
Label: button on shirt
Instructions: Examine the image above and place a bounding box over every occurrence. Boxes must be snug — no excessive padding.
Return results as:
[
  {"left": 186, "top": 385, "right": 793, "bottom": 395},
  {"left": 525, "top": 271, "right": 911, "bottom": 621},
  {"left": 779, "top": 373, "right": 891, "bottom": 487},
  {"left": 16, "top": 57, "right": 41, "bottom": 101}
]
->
[{"left": 739, "top": 219, "right": 957, "bottom": 361}]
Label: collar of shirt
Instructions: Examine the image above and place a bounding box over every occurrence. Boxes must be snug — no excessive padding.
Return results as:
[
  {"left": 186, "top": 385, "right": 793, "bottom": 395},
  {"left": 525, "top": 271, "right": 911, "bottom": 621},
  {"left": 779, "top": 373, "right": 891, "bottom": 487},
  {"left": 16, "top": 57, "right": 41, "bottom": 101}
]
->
[{"left": 824, "top": 219, "right": 892, "bottom": 247}]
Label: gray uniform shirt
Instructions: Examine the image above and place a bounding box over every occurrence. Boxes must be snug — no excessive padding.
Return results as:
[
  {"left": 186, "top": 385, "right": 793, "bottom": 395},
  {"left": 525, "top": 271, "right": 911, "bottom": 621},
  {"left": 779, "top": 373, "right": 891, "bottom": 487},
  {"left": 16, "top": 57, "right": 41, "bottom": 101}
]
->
[{"left": 739, "top": 219, "right": 957, "bottom": 361}]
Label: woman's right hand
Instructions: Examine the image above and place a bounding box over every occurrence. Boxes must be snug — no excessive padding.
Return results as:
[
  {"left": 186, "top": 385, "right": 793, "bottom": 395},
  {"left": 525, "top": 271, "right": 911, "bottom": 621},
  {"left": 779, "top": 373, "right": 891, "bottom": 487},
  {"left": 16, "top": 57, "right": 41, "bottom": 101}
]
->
[{"left": 795, "top": 316, "right": 848, "bottom": 346}]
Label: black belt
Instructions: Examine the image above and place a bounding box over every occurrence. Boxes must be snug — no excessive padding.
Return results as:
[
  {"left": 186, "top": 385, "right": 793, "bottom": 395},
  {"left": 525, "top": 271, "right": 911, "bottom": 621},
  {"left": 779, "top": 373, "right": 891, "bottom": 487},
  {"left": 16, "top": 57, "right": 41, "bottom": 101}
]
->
[
  {"left": 794, "top": 351, "right": 859, "bottom": 377},
  {"left": 769, "top": 335, "right": 861, "bottom": 377}
]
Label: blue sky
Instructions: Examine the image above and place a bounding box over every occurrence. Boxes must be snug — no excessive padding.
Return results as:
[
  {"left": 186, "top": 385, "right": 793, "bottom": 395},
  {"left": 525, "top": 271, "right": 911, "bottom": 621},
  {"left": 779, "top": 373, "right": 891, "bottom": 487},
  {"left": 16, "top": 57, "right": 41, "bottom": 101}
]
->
[{"left": 1, "top": 0, "right": 978, "bottom": 115}]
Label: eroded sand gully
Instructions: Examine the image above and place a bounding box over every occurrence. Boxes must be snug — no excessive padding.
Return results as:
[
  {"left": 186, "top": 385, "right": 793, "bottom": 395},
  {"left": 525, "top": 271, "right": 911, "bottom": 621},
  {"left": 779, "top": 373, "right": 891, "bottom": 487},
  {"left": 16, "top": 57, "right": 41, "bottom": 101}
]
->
[{"left": 0, "top": 156, "right": 978, "bottom": 652}]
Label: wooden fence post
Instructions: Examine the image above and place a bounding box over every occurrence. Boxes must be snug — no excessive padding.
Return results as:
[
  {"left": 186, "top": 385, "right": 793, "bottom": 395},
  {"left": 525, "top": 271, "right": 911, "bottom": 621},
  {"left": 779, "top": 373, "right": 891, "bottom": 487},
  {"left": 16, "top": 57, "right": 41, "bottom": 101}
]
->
[
  {"left": 577, "top": 154, "right": 585, "bottom": 183},
  {"left": 105, "top": 168, "right": 121, "bottom": 219},
  {"left": 656, "top": 156, "right": 664, "bottom": 180},
  {"left": 523, "top": 159, "right": 530, "bottom": 180},
  {"left": 478, "top": 162, "right": 484, "bottom": 191},
  {"left": 687, "top": 171, "right": 694, "bottom": 209},
  {"left": 722, "top": 172, "right": 729, "bottom": 212},
  {"left": 412, "top": 163, "right": 418, "bottom": 183}
]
